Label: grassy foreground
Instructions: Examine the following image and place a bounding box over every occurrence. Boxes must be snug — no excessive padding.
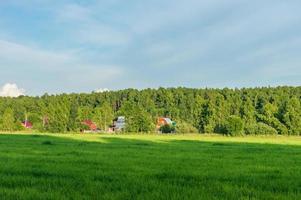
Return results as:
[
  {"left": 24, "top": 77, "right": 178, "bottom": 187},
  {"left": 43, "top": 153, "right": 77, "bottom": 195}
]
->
[{"left": 0, "top": 133, "right": 300, "bottom": 200}]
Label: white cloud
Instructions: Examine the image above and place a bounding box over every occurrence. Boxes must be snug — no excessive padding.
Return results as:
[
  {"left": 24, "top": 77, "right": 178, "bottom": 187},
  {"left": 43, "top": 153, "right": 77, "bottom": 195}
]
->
[{"left": 0, "top": 83, "right": 25, "bottom": 97}]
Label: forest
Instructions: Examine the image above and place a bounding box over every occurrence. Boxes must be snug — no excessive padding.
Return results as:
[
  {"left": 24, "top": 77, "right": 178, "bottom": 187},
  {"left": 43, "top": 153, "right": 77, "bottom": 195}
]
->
[{"left": 0, "top": 86, "right": 300, "bottom": 135}]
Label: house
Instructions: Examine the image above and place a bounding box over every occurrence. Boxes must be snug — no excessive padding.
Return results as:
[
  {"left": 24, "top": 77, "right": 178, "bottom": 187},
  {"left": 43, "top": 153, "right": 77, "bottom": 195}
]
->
[
  {"left": 156, "top": 117, "right": 175, "bottom": 129},
  {"left": 22, "top": 120, "right": 33, "bottom": 129},
  {"left": 81, "top": 120, "right": 98, "bottom": 132},
  {"left": 112, "top": 116, "right": 126, "bottom": 131}
]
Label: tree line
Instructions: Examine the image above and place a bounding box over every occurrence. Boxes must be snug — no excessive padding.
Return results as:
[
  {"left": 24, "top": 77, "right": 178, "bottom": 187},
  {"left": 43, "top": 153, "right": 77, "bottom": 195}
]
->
[{"left": 0, "top": 86, "right": 300, "bottom": 135}]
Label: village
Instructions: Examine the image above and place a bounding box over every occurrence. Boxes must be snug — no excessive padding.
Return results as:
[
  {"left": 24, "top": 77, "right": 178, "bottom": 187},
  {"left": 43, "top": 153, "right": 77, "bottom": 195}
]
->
[{"left": 21, "top": 116, "right": 176, "bottom": 133}]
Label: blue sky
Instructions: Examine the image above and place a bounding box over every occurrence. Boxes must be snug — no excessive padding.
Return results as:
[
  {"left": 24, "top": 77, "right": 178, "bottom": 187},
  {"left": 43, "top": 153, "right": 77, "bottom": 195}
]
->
[{"left": 0, "top": 0, "right": 300, "bottom": 96}]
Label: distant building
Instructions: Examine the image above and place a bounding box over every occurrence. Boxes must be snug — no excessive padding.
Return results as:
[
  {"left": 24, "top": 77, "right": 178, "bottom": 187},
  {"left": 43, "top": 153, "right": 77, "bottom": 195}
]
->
[
  {"left": 156, "top": 117, "right": 175, "bottom": 129},
  {"left": 113, "top": 116, "right": 126, "bottom": 131},
  {"left": 22, "top": 120, "right": 33, "bottom": 129},
  {"left": 81, "top": 120, "right": 98, "bottom": 132}
]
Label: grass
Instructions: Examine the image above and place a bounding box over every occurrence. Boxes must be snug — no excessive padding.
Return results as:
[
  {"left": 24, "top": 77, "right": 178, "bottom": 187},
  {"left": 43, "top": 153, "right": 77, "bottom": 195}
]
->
[{"left": 0, "top": 133, "right": 300, "bottom": 199}]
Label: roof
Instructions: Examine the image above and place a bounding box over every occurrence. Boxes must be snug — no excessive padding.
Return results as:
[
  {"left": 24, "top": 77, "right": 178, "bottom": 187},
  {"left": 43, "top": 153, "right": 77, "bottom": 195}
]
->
[
  {"left": 163, "top": 118, "right": 173, "bottom": 124},
  {"left": 114, "top": 116, "right": 126, "bottom": 130},
  {"left": 157, "top": 117, "right": 174, "bottom": 128},
  {"left": 82, "top": 120, "right": 97, "bottom": 130},
  {"left": 22, "top": 120, "right": 33, "bottom": 128}
]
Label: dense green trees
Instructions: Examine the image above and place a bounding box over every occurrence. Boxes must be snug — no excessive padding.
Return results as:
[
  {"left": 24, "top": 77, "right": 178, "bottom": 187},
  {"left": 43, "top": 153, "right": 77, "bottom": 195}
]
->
[
  {"left": 280, "top": 97, "right": 301, "bottom": 135},
  {"left": 0, "top": 86, "right": 300, "bottom": 135}
]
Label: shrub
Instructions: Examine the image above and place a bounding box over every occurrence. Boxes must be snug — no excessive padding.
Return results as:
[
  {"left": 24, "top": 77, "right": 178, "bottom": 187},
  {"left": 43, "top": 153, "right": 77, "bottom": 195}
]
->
[
  {"left": 204, "top": 123, "right": 215, "bottom": 133},
  {"left": 15, "top": 122, "right": 25, "bottom": 131},
  {"left": 256, "top": 113, "right": 288, "bottom": 135},
  {"left": 79, "top": 123, "right": 90, "bottom": 132},
  {"left": 160, "top": 124, "right": 175, "bottom": 134},
  {"left": 176, "top": 121, "right": 198, "bottom": 133},
  {"left": 245, "top": 123, "right": 278, "bottom": 135},
  {"left": 225, "top": 115, "right": 244, "bottom": 136},
  {"left": 270, "top": 119, "right": 288, "bottom": 135}
]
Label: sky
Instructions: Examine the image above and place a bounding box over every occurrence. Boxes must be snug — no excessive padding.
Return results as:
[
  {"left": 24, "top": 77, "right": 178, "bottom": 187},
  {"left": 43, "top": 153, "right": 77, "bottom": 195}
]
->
[{"left": 0, "top": 0, "right": 301, "bottom": 96}]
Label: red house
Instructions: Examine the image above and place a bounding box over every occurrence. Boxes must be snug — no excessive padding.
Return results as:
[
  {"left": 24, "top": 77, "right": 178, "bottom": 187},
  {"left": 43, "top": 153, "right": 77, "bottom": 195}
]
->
[
  {"left": 22, "top": 120, "right": 33, "bottom": 129},
  {"left": 81, "top": 120, "right": 97, "bottom": 132}
]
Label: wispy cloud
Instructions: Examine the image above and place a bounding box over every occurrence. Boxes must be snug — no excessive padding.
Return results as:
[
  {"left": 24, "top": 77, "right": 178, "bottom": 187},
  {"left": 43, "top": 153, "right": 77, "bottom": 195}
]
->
[
  {"left": 55, "top": 3, "right": 131, "bottom": 46},
  {"left": 0, "top": 40, "right": 71, "bottom": 69},
  {"left": 56, "top": 3, "right": 91, "bottom": 22},
  {"left": 0, "top": 39, "right": 123, "bottom": 94}
]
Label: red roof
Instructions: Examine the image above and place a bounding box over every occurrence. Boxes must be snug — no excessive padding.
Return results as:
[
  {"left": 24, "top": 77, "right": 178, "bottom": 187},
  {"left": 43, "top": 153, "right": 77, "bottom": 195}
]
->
[
  {"left": 82, "top": 120, "right": 97, "bottom": 131},
  {"left": 22, "top": 121, "right": 33, "bottom": 129},
  {"left": 156, "top": 117, "right": 173, "bottom": 128}
]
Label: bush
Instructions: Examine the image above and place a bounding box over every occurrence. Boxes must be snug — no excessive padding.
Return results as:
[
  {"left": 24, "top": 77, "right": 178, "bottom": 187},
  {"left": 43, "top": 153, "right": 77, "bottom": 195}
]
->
[
  {"left": 225, "top": 115, "right": 244, "bottom": 136},
  {"left": 245, "top": 123, "right": 278, "bottom": 135},
  {"left": 15, "top": 122, "right": 25, "bottom": 131},
  {"left": 204, "top": 123, "right": 215, "bottom": 133},
  {"left": 270, "top": 119, "right": 288, "bottom": 135},
  {"left": 176, "top": 121, "right": 198, "bottom": 133},
  {"left": 160, "top": 124, "right": 175, "bottom": 134},
  {"left": 256, "top": 114, "right": 288, "bottom": 135}
]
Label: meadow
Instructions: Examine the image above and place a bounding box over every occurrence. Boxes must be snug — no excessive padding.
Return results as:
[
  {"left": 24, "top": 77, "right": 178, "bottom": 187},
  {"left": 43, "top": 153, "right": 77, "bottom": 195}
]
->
[{"left": 0, "top": 133, "right": 300, "bottom": 200}]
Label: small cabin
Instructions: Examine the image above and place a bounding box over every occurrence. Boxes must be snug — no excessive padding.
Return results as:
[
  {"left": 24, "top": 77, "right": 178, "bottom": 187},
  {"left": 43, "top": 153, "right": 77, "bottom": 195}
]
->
[
  {"left": 112, "top": 116, "right": 126, "bottom": 131},
  {"left": 22, "top": 120, "right": 33, "bottom": 129}
]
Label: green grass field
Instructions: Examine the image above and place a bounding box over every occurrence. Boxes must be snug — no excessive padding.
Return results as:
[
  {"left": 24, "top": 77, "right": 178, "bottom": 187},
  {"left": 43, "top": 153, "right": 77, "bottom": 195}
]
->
[{"left": 0, "top": 133, "right": 300, "bottom": 200}]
